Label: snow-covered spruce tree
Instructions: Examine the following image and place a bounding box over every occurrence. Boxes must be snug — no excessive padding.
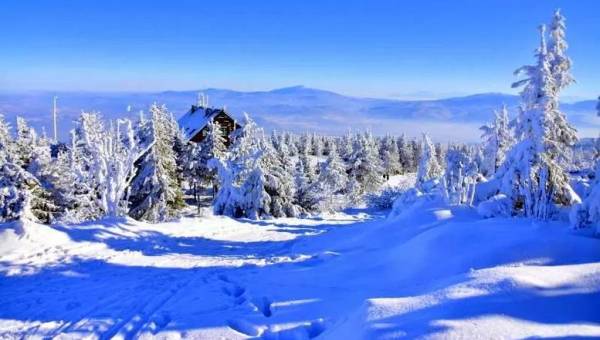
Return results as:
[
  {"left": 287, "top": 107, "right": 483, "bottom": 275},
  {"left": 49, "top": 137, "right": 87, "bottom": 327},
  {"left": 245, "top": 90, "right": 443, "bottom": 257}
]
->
[
  {"left": 15, "top": 116, "right": 37, "bottom": 169},
  {"left": 496, "top": 24, "right": 578, "bottom": 219},
  {"left": 213, "top": 113, "right": 266, "bottom": 219},
  {"left": 348, "top": 132, "right": 384, "bottom": 196},
  {"left": 397, "top": 134, "right": 412, "bottom": 173},
  {"left": 380, "top": 135, "right": 402, "bottom": 180},
  {"left": 283, "top": 132, "right": 298, "bottom": 156},
  {"left": 182, "top": 120, "right": 226, "bottom": 201},
  {"left": 480, "top": 105, "right": 514, "bottom": 177},
  {"left": 213, "top": 114, "right": 300, "bottom": 219},
  {"left": 339, "top": 131, "right": 354, "bottom": 162},
  {"left": 443, "top": 145, "right": 479, "bottom": 205},
  {"left": 259, "top": 133, "right": 300, "bottom": 218},
  {"left": 416, "top": 133, "right": 443, "bottom": 189},
  {"left": 312, "top": 133, "right": 324, "bottom": 156},
  {"left": 71, "top": 112, "right": 149, "bottom": 218},
  {"left": 410, "top": 139, "right": 422, "bottom": 173},
  {"left": 0, "top": 115, "right": 57, "bottom": 223},
  {"left": 435, "top": 143, "right": 446, "bottom": 171},
  {"left": 299, "top": 133, "right": 313, "bottom": 156},
  {"left": 548, "top": 9, "right": 575, "bottom": 92},
  {"left": 128, "top": 104, "right": 185, "bottom": 222},
  {"left": 293, "top": 157, "right": 313, "bottom": 211},
  {"left": 313, "top": 142, "right": 349, "bottom": 211}
]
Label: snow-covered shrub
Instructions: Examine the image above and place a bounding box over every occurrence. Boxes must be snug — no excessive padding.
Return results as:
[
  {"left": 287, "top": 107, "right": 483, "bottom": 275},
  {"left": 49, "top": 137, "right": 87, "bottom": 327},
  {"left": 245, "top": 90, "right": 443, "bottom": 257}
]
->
[
  {"left": 442, "top": 146, "right": 479, "bottom": 206},
  {"left": 570, "top": 135, "right": 600, "bottom": 230},
  {"left": 388, "top": 188, "right": 424, "bottom": 219},
  {"left": 477, "top": 194, "right": 512, "bottom": 218}
]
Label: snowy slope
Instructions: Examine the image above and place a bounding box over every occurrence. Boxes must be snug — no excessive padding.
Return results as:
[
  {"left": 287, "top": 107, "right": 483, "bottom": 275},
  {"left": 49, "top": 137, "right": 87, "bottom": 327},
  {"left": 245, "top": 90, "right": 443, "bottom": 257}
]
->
[{"left": 1, "top": 200, "right": 599, "bottom": 339}]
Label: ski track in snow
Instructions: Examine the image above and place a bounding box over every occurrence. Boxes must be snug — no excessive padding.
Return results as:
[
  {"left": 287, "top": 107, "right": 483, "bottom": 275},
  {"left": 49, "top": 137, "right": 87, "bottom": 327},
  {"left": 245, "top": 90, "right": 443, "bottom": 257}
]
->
[{"left": 1, "top": 201, "right": 600, "bottom": 339}]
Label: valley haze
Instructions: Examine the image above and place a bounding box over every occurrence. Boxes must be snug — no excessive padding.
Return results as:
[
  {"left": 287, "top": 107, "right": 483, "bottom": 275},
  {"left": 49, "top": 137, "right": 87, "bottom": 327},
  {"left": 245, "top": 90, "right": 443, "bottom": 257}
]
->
[{"left": 1, "top": 86, "right": 598, "bottom": 142}]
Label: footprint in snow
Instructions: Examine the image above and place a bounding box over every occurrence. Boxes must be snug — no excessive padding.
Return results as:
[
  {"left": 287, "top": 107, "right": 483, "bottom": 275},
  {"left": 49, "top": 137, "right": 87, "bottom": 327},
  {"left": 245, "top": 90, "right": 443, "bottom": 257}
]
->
[
  {"left": 251, "top": 296, "right": 273, "bottom": 318},
  {"left": 227, "top": 319, "right": 263, "bottom": 337}
]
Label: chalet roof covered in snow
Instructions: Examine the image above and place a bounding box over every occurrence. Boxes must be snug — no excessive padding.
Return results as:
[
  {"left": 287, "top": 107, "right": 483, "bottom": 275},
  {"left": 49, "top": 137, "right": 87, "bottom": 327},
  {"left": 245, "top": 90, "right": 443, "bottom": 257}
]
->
[{"left": 178, "top": 105, "right": 236, "bottom": 141}]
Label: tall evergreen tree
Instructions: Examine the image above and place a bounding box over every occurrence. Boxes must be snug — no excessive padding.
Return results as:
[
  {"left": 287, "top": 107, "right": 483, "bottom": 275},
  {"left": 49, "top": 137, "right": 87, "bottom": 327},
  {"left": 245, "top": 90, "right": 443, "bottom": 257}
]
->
[
  {"left": 314, "top": 143, "right": 349, "bottom": 211},
  {"left": 416, "top": 133, "right": 443, "bottom": 189},
  {"left": 349, "top": 132, "right": 384, "bottom": 195},
  {"left": 0, "top": 115, "right": 56, "bottom": 223},
  {"left": 480, "top": 105, "right": 514, "bottom": 177},
  {"left": 183, "top": 120, "right": 226, "bottom": 201},
  {"left": 548, "top": 9, "right": 574, "bottom": 91},
  {"left": 15, "top": 117, "right": 37, "bottom": 169},
  {"left": 129, "top": 104, "right": 185, "bottom": 222},
  {"left": 497, "top": 24, "right": 578, "bottom": 219},
  {"left": 380, "top": 135, "right": 402, "bottom": 179}
]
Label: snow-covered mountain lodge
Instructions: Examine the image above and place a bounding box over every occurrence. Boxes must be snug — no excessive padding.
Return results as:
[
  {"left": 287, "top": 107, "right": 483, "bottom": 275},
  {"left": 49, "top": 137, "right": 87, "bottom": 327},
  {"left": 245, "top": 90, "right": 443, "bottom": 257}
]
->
[{"left": 178, "top": 104, "right": 240, "bottom": 146}]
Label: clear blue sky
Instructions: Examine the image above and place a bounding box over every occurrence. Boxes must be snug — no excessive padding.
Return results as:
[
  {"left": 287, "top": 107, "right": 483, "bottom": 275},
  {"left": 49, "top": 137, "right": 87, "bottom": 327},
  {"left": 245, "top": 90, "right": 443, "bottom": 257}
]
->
[{"left": 1, "top": 0, "right": 599, "bottom": 99}]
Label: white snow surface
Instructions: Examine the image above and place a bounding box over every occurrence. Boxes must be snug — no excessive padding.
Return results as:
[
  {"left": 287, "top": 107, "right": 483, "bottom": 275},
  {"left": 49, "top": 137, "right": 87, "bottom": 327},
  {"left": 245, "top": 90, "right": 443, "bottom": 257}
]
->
[{"left": 1, "top": 202, "right": 599, "bottom": 339}]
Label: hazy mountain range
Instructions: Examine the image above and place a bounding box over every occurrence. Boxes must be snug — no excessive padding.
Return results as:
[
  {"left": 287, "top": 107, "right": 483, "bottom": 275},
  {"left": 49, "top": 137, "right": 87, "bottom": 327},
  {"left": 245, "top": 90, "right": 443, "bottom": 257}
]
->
[{"left": 1, "top": 86, "right": 597, "bottom": 142}]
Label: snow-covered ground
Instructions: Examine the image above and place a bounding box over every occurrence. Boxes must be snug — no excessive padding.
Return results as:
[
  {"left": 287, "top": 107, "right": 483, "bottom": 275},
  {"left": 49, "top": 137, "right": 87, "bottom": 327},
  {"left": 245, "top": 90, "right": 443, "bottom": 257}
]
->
[{"left": 1, "top": 201, "right": 600, "bottom": 339}]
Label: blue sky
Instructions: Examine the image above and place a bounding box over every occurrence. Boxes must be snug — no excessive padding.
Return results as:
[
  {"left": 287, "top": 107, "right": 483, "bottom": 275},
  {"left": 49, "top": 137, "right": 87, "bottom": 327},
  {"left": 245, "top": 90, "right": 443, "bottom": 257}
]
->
[{"left": 1, "top": 0, "right": 599, "bottom": 99}]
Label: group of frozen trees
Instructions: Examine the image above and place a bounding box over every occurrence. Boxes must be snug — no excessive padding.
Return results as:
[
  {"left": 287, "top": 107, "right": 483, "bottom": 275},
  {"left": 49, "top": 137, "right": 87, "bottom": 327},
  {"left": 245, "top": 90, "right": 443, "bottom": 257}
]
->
[
  {"left": 0, "top": 104, "right": 184, "bottom": 224},
  {"left": 0, "top": 104, "right": 434, "bottom": 223},
  {"left": 405, "top": 10, "right": 598, "bottom": 231},
  {"left": 209, "top": 115, "right": 432, "bottom": 219}
]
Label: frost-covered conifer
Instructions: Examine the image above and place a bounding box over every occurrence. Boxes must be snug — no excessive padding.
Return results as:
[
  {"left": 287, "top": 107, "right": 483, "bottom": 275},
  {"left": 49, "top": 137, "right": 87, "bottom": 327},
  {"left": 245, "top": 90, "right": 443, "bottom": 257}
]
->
[
  {"left": 15, "top": 117, "right": 37, "bottom": 168},
  {"left": 416, "top": 133, "right": 443, "bottom": 188},
  {"left": 299, "top": 133, "right": 313, "bottom": 156},
  {"left": 0, "top": 116, "right": 56, "bottom": 223},
  {"left": 213, "top": 114, "right": 300, "bottom": 219},
  {"left": 312, "top": 133, "right": 323, "bottom": 156},
  {"left": 129, "top": 104, "right": 185, "bottom": 222},
  {"left": 284, "top": 132, "right": 299, "bottom": 156},
  {"left": 182, "top": 120, "right": 226, "bottom": 200},
  {"left": 380, "top": 135, "right": 402, "bottom": 179},
  {"left": 257, "top": 132, "right": 300, "bottom": 217},
  {"left": 443, "top": 145, "right": 479, "bottom": 205},
  {"left": 548, "top": 9, "right": 574, "bottom": 91},
  {"left": 480, "top": 105, "right": 514, "bottom": 177},
  {"left": 71, "top": 112, "right": 149, "bottom": 218},
  {"left": 314, "top": 143, "right": 348, "bottom": 211},
  {"left": 397, "top": 134, "right": 412, "bottom": 173},
  {"left": 349, "top": 132, "right": 384, "bottom": 195},
  {"left": 339, "top": 132, "right": 354, "bottom": 162},
  {"left": 293, "top": 157, "right": 317, "bottom": 211},
  {"left": 497, "top": 24, "right": 578, "bottom": 219},
  {"left": 411, "top": 139, "right": 421, "bottom": 173},
  {"left": 215, "top": 113, "right": 266, "bottom": 218}
]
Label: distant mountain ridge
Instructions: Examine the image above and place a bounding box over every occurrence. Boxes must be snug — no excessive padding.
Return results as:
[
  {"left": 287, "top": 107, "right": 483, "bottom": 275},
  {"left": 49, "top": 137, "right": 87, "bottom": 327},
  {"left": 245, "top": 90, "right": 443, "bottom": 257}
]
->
[{"left": 0, "top": 86, "right": 597, "bottom": 142}]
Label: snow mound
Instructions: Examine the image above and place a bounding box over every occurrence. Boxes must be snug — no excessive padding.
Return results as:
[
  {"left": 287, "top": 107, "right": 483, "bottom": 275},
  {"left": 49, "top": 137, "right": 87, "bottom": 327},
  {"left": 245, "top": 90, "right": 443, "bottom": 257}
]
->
[{"left": 0, "top": 219, "right": 71, "bottom": 257}]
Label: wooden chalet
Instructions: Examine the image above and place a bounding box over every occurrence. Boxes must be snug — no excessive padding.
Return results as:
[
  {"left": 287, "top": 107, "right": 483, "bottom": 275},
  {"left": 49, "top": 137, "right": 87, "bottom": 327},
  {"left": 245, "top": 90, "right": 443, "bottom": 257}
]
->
[{"left": 178, "top": 104, "right": 241, "bottom": 146}]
